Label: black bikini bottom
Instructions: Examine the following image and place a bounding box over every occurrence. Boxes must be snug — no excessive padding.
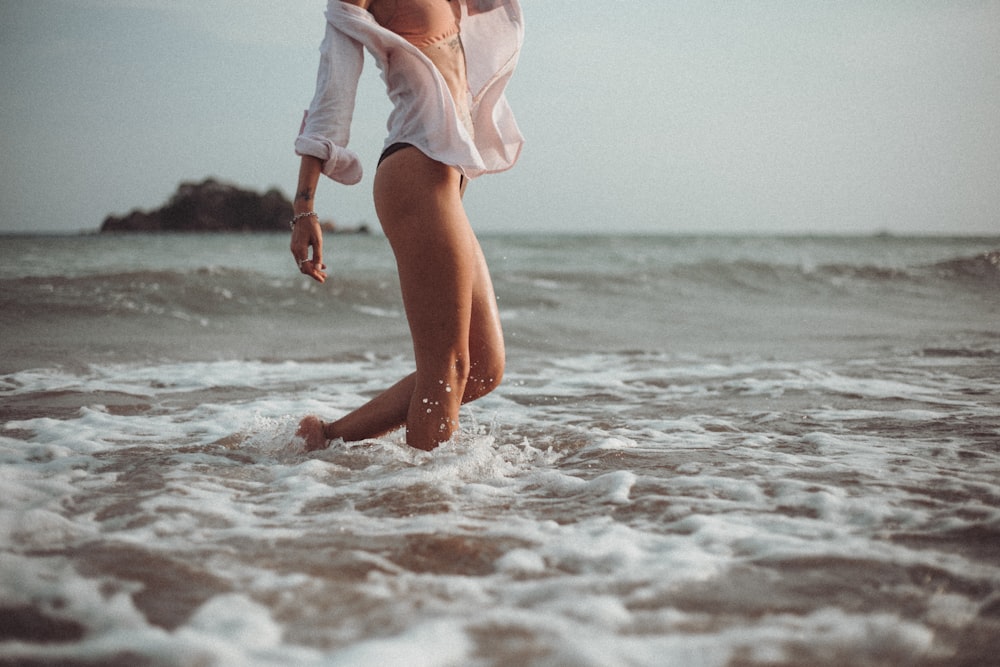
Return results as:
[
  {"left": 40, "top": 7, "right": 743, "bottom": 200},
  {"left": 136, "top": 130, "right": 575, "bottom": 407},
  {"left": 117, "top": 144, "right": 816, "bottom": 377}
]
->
[{"left": 378, "top": 142, "right": 466, "bottom": 189}]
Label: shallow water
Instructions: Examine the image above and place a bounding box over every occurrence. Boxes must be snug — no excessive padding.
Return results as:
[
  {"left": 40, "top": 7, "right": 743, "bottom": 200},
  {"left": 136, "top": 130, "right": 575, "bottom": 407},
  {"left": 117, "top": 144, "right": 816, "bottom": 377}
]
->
[{"left": 1, "top": 234, "right": 999, "bottom": 665}]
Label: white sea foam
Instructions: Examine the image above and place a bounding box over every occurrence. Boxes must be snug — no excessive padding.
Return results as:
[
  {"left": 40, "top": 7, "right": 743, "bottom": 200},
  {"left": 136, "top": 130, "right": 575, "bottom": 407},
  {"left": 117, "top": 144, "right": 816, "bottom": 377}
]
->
[{"left": 3, "top": 353, "right": 995, "bottom": 665}]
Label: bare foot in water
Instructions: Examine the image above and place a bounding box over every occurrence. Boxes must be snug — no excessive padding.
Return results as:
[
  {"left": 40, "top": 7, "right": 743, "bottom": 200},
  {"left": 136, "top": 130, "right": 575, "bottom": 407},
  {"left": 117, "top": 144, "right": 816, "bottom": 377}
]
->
[{"left": 296, "top": 415, "right": 329, "bottom": 452}]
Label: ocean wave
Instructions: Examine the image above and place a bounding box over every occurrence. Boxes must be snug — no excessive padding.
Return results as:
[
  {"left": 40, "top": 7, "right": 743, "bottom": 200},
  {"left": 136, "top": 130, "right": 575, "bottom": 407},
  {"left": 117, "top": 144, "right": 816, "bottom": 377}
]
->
[
  {"left": 508, "top": 247, "right": 1000, "bottom": 296},
  {"left": 0, "top": 266, "right": 404, "bottom": 322},
  {"left": 928, "top": 249, "right": 1000, "bottom": 285},
  {"left": 690, "top": 249, "right": 1000, "bottom": 294},
  {"left": 4, "top": 247, "right": 996, "bottom": 322},
  {"left": 3, "top": 240, "right": 997, "bottom": 372}
]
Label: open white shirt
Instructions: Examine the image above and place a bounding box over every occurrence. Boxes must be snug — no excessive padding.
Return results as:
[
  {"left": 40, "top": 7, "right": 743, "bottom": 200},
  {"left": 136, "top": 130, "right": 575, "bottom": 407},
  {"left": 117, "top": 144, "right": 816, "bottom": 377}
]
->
[{"left": 295, "top": 0, "right": 524, "bottom": 184}]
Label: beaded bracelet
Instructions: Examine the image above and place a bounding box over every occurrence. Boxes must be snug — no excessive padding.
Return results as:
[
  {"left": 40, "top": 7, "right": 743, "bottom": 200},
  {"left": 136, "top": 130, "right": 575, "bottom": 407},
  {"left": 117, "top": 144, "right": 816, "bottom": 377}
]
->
[{"left": 289, "top": 211, "right": 318, "bottom": 230}]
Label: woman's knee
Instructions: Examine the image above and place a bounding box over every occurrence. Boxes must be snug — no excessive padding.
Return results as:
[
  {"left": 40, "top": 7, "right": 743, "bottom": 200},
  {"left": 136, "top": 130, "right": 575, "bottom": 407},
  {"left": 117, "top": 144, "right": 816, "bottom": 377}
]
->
[{"left": 465, "top": 349, "right": 504, "bottom": 401}]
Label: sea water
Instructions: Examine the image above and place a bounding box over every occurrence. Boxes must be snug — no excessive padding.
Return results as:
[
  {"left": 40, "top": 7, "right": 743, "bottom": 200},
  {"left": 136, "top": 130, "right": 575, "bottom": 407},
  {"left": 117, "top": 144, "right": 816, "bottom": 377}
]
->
[{"left": 1, "top": 233, "right": 998, "bottom": 666}]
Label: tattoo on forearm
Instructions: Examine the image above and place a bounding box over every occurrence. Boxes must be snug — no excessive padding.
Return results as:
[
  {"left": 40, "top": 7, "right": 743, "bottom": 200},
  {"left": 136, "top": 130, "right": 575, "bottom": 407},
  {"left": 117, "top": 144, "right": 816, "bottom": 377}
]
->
[{"left": 296, "top": 188, "right": 314, "bottom": 204}]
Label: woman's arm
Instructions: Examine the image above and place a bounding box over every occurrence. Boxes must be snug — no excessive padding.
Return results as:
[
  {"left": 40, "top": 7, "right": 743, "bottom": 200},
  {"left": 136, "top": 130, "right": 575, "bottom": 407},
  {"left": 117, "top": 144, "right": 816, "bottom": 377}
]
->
[
  {"left": 291, "top": 1, "right": 379, "bottom": 282},
  {"left": 289, "top": 155, "right": 327, "bottom": 283}
]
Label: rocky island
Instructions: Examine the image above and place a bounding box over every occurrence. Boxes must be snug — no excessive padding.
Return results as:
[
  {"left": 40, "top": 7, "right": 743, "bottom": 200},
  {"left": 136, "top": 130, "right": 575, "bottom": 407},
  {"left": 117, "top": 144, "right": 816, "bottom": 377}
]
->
[{"left": 100, "top": 178, "right": 369, "bottom": 234}]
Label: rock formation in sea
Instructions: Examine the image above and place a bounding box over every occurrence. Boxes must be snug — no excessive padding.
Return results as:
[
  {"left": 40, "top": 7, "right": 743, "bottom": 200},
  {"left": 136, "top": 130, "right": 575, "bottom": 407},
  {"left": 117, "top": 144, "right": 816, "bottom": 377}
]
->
[{"left": 100, "top": 178, "right": 369, "bottom": 234}]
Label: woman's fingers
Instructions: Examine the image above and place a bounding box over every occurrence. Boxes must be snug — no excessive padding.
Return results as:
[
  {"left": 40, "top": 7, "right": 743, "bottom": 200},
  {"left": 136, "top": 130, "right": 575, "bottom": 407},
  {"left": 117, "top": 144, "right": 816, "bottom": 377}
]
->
[
  {"left": 290, "top": 220, "right": 326, "bottom": 283},
  {"left": 297, "top": 258, "right": 327, "bottom": 283}
]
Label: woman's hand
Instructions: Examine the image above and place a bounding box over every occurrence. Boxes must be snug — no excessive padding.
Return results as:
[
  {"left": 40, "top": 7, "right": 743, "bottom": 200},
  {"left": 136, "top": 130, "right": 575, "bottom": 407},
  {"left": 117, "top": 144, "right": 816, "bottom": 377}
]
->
[
  {"left": 290, "top": 216, "right": 327, "bottom": 283},
  {"left": 290, "top": 156, "right": 326, "bottom": 282}
]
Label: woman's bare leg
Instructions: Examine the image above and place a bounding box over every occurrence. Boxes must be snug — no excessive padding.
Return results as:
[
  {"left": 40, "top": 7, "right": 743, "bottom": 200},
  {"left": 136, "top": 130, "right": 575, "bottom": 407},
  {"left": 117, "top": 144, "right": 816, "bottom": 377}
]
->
[{"left": 297, "top": 147, "right": 503, "bottom": 451}]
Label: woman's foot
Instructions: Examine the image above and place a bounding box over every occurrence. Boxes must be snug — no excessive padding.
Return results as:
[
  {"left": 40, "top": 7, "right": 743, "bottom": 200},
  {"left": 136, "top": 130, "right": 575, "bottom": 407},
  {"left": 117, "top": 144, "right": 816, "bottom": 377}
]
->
[{"left": 296, "top": 415, "right": 329, "bottom": 452}]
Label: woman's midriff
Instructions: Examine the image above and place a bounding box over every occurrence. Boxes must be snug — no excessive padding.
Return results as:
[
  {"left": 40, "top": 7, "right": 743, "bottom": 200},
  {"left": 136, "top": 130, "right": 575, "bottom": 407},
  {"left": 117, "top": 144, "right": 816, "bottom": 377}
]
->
[
  {"left": 372, "top": 1, "right": 474, "bottom": 138},
  {"left": 419, "top": 33, "right": 474, "bottom": 138}
]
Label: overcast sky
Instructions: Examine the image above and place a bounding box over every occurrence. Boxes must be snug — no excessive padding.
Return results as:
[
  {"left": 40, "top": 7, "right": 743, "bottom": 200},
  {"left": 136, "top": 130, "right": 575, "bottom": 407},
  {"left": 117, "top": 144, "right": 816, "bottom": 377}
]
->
[{"left": 2, "top": 0, "right": 998, "bottom": 235}]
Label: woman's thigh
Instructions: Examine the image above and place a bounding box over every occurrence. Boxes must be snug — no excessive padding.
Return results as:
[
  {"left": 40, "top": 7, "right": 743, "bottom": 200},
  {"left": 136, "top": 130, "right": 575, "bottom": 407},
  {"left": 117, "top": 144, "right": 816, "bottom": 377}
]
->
[{"left": 373, "top": 147, "right": 503, "bottom": 379}]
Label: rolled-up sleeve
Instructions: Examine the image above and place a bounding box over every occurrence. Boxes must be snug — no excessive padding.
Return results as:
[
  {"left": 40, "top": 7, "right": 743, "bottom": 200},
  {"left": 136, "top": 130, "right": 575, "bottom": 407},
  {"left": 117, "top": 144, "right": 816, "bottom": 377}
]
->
[{"left": 294, "top": 20, "right": 365, "bottom": 185}]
